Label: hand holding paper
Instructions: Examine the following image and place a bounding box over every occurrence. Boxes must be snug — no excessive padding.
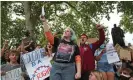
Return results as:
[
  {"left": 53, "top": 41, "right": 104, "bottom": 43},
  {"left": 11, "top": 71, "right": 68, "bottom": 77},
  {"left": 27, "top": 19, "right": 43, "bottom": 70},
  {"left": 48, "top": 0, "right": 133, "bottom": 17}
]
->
[
  {"left": 40, "top": 5, "right": 46, "bottom": 22},
  {"left": 40, "top": 15, "right": 46, "bottom": 22},
  {"left": 42, "top": 5, "right": 45, "bottom": 16}
]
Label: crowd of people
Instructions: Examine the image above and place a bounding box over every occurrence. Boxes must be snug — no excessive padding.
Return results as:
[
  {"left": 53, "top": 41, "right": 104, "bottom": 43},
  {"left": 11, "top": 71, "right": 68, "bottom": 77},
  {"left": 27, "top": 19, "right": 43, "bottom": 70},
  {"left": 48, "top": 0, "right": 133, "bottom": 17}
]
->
[{"left": 0, "top": 15, "right": 133, "bottom": 80}]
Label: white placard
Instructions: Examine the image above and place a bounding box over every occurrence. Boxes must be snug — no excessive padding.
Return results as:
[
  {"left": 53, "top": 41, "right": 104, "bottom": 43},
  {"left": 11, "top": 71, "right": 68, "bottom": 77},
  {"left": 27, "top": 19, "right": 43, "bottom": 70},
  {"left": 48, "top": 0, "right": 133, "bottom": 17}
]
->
[
  {"left": 22, "top": 48, "right": 52, "bottom": 80},
  {"left": 106, "top": 43, "right": 116, "bottom": 52},
  {"left": 106, "top": 51, "right": 120, "bottom": 64},
  {"left": 1, "top": 68, "right": 23, "bottom": 80}
]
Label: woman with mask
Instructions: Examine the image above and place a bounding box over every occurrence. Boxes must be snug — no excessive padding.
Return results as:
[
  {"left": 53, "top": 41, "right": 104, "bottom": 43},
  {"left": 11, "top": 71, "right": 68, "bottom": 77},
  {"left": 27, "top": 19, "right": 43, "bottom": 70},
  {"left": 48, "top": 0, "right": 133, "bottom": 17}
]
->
[{"left": 94, "top": 44, "right": 115, "bottom": 80}]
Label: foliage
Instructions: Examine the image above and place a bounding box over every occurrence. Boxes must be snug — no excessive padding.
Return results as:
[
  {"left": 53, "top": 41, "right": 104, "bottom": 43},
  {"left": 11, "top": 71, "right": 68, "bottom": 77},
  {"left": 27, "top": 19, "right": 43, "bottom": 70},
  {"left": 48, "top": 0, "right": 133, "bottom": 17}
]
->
[
  {"left": 1, "top": 2, "right": 23, "bottom": 48},
  {"left": 117, "top": 1, "right": 133, "bottom": 33},
  {"left": 1, "top": 1, "right": 132, "bottom": 48}
]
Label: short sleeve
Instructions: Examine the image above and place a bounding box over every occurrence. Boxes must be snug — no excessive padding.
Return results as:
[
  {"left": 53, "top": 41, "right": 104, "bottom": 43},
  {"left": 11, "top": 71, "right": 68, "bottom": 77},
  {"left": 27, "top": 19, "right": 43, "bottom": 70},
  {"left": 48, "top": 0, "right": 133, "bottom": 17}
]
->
[
  {"left": 74, "top": 45, "right": 80, "bottom": 56},
  {"left": 53, "top": 37, "right": 60, "bottom": 53}
]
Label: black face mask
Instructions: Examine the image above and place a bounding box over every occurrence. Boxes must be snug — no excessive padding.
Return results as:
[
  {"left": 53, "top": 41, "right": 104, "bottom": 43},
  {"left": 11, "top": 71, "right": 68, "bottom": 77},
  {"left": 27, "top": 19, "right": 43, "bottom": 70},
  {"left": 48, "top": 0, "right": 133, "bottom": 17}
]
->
[{"left": 120, "top": 75, "right": 130, "bottom": 80}]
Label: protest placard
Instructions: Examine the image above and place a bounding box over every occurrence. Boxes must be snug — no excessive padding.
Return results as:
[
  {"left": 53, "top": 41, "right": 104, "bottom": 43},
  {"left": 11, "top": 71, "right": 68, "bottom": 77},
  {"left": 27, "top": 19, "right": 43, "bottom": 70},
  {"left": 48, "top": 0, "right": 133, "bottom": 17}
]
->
[
  {"left": 115, "top": 44, "right": 122, "bottom": 53},
  {"left": 1, "top": 68, "right": 23, "bottom": 80},
  {"left": 22, "top": 48, "right": 52, "bottom": 80},
  {"left": 106, "top": 43, "right": 116, "bottom": 52},
  {"left": 119, "top": 49, "right": 131, "bottom": 61},
  {"left": 106, "top": 51, "right": 120, "bottom": 64},
  {"left": 77, "top": 38, "right": 98, "bottom": 47},
  {"left": 106, "top": 43, "right": 120, "bottom": 64},
  {"left": 87, "top": 38, "right": 98, "bottom": 44}
]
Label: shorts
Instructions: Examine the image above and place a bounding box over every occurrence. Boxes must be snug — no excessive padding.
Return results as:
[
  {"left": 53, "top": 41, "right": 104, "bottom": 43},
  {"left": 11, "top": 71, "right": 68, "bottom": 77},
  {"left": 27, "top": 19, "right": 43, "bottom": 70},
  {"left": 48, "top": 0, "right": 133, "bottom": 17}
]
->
[{"left": 97, "top": 62, "right": 114, "bottom": 72}]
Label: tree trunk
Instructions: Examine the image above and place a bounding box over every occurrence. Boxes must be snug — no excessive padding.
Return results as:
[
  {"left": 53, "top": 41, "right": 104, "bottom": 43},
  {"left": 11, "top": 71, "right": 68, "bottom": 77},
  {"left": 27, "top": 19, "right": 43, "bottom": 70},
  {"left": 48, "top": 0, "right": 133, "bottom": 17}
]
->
[
  {"left": 0, "top": 1, "right": 1, "bottom": 48},
  {"left": 23, "top": 1, "right": 34, "bottom": 37}
]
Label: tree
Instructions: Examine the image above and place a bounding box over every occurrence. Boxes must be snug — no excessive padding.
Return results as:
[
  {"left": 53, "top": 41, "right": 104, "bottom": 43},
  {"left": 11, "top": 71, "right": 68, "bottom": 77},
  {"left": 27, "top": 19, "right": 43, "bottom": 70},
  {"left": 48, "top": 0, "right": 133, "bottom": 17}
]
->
[
  {"left": 117, "top": 1, "right": 133, "bottom": 33},
  {"left": 3, "top": 1, "right": 129, "bottom": 48}
]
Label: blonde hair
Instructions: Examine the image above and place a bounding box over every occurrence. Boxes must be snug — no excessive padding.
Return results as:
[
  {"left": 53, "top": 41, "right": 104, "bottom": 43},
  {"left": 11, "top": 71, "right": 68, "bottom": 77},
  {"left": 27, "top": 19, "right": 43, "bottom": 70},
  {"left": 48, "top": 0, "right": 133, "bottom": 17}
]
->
[{"left": 91, "top": 70, "right": 104, "bottom": 80}]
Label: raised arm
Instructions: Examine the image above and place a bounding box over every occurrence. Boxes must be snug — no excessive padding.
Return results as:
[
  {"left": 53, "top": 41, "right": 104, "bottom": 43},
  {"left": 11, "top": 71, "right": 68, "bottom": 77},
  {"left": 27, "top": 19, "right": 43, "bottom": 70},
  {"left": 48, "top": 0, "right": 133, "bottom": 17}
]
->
[
  {"left": 40, "top": 16, "right": 54, "bottom": 45},
  {"left": 20, "top": 40, "right": 28, "bottom": 53},
  {"left": 95, "top": 49, "right": 105, "bottom": 61},
  {"left": 92, "top": 25, "right": 105, "bottom": 51},
  {"left": 0, "top": 40, "right": 8, "bottom": 57}
]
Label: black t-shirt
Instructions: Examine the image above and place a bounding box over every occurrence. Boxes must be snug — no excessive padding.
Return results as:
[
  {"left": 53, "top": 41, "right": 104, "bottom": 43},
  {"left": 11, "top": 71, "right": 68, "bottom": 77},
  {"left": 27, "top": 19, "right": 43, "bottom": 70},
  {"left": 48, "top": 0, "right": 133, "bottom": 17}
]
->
[{"left": 53, "top": 37, "right": 80, "bottom": 63}]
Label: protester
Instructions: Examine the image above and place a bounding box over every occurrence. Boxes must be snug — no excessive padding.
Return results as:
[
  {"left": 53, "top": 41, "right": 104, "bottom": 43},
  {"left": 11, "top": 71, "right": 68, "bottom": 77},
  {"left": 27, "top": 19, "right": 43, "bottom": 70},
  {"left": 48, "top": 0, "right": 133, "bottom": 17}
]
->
[
  {"left": 35, "top": 44, "right": 42, "bottom": 50},
  {"left": 79, "top": 24, "right": 105, "bottom": 80},
  {"left": 119, "top": 68, "right": 132, "bottom": 80},
  {"left": 129, "top": 72, "right": 133, "bottom": 80},
  {"left": 45, "top": 42, "right": 53, "bottom": 57},
  {"left": 95, "top": 44, "right": 115, "bottom": 80},
  {"left": 1, "top": 40, "right": 10, "bottom": 65},
  {"left": 89, "top": 70, "right": 104, "bottom": 80},
  {"left": 122, "top": 58, "right": 133, "bottom": 71},
  {"left": 1, "top": 50, "right": 10, "bottom": 65},
  {"left": 1, "top": 40, "right": 8, "bottom": 57},
  {"left": 22, "top": 30, "right": 36, "bottom": 52},
  {"left": 1, "top": 50, "right": 22, "bottom": 73},
  {"left": 40, "top": 16, "right": 81, "bottom": 80}
]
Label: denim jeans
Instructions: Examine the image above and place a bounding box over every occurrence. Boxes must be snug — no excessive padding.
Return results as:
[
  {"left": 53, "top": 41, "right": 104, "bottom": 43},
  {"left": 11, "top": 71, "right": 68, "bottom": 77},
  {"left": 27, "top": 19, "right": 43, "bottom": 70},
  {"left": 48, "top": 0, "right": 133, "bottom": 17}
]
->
[
  {"left": 97, "top": 62, "right": 114, "bottom": 72},
  {"left": 50, "top": 61, "right": 76, "bottom": 80}
]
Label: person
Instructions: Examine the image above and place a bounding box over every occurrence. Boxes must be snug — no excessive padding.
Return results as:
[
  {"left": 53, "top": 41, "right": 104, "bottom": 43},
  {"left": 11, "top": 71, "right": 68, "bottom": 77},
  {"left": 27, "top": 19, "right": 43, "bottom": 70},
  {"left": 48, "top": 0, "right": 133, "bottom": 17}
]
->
[
  {"left": 111, "top": 24, "right": 125, "bottom": 47},
  {"left": 89, "top": 70, "right": 104, "bottom": 80},
  {"left": 79, "top": 24, "right": 105, "bottom": 80},
  {"left": 1, "top": 50, "right": 10, "bottom": 65},
  {"left": 40, "top": 16, "right": 81, "bottom": 80},
  {"left": 1, "top": 40, "right": 8, "bottom": 57},
  {"left": 1, "top": 50, "right": 29, "bottom": 80},
  {"left": 119, "top": 68, "right": 132, "bottom": 80},
  {"left": 45, "top": 42, "right": 54, "bottom": 57},
  {"left": 22, "top": 30, "right": 36, "bottom": 52},
  {"left": 1, "top": 40, "right": 10, "bottom": 65},
  {"left": 129, "top": 72, "right": 133, "bottom": 80},
  {"left": 95, "top": 44, "right": 115, "bottom": 80},
  {"left": 1, "top": 50, "right": 21, "bottom": 72},
  {"left": 35, "top": 44, "right": 42, "bottom": 50}
]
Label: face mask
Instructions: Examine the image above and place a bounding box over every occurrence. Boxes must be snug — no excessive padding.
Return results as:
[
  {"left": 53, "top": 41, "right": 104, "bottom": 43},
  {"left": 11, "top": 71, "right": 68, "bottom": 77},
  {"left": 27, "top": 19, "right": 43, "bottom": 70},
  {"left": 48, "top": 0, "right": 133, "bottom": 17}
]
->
[
  {"left": 100, "top": 44, "right": 105, "bottom": 49},
  {"left": 120, "top": 75, "right": 130, "bottom": 80},
  {"left": 121, "top": 72, "right": 130, "bottom": 78}
]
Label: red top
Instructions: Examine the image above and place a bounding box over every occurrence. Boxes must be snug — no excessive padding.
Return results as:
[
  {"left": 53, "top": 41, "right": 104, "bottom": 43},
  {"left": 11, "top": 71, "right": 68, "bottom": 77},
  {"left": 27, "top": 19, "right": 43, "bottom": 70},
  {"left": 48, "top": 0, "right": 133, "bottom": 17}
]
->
[{"left": 79, "top": 29, "right": 105, "bottom": 73}]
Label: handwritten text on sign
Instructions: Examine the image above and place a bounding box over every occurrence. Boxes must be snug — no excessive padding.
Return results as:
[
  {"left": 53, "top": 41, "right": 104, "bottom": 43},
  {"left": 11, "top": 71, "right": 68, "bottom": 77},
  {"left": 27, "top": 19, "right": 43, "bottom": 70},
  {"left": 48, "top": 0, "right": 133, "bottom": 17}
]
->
[
  {"left": 22, "top": 48, "right": 52, "bottom": 80},
  {"left": 1, "top": 68, "right": 23, "bottom": 80}
]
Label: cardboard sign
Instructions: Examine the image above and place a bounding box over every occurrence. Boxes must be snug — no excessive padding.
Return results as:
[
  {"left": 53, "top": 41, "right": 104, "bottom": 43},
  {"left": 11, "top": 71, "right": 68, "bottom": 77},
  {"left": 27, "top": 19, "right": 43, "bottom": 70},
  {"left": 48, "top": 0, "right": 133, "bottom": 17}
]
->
[
  {"left": 119, "top": 49, "right": 131, "bottom": 61},
  {"left": 115, "top": 44, "right": 122, "bottom": 53},
  {"left": 1, "top": 68, "right": 23, "bottom": 80},
  {"left": 77, "top": 38, "right": 98, "bottom": 47},
  {"left": 87, "top": 38, "right": 98, "bottom": 44},
  {"left": 22, "top": 48, "right": 52, "bottom": 80}
]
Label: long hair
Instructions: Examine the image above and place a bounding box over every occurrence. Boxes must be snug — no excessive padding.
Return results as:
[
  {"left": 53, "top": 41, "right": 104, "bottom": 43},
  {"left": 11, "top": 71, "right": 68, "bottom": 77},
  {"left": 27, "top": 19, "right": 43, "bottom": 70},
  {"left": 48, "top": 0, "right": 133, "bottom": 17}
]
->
[
  {"left": 91, "top": 70, "right": 104, "bottom": 80},
  {"left": 62, "top": 27, "right": 77, "bottom": 42}
]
